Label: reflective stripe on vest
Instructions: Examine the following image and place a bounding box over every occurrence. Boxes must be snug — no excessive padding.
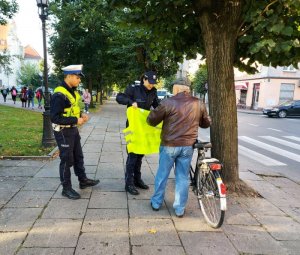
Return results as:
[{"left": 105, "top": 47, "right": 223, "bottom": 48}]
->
[{"left": 54, "top": 86, "right": 81, "bottom": 118}]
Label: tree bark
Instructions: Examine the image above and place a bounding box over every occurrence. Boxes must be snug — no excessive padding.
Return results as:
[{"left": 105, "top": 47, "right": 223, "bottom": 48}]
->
[{"left": 197, "top": 0, "right": 243, "bottom": 188}]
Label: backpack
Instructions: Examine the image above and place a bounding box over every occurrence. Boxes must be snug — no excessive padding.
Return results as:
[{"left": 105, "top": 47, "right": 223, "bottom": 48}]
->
[
  {"left": 2, "top": 89, "right": 7, "bottom": 95},
  {"left": 12, "top": 89, "right": 17, "bottom": 96}
]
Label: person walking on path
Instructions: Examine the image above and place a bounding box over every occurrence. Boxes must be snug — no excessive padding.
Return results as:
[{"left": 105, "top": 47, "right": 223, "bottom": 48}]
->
[
  {"left": 50, "top": 64, "right": 99, "bottom": 200},
  {"left": 116, "top": 71, "right": 160, "bottom": 195},
  {"left": 1, "top": 87, "right": 9, "bottom": 102},
  {"left": 27, "top": 86, "right": 34, "bottom": 109},
  {"left": 10, "top": 86, "right": 17, "bottom": 104},
  {"left": 147, "top": 77, "right": 211, "bottom": 217},
  {"left": 36, "top": 87, "right": 43, "bottom": 109},
  {"left": 20, "top": 86, "right": 27, "bottom": 107},
  {"left": 82, "top": 88, "right": 91, "bottom": 113}
]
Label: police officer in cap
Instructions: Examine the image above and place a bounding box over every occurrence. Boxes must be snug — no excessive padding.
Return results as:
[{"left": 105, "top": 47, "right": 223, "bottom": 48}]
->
[
  {"left": 116, "top": 71, "right": 159, "bottom": 195},
  {"left": 50, "top": 64, "right": 99, "bottom": 199}
]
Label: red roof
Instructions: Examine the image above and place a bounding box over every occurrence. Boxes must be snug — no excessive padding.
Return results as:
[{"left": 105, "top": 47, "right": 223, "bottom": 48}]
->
[{"left": 24, "top": 45, "right": 41, "bottom": 59}]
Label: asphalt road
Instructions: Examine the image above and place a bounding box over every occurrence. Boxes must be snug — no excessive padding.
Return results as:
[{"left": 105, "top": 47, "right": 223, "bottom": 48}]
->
[{"left": 198, "top": 112, "right": 300, "bottom": 183}]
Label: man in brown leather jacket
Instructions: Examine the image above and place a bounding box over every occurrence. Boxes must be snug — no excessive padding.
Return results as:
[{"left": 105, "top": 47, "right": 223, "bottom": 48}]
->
[{"left": 147, "top": 77, "right": 211, "bottom": 217}]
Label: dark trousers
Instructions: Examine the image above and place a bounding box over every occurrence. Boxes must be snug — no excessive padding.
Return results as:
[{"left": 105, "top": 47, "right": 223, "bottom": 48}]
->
[
  {"left": 54, "top": 127, "right": 87, "bottom": 188},
  {"left": 125, "top": 153, "right": 144, "bottom": 186}
]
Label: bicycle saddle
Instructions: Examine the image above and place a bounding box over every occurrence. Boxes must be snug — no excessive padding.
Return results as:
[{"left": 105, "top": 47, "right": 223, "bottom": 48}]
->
[{"left": 193, "top": 141, "right": 212, "bottom": 149}]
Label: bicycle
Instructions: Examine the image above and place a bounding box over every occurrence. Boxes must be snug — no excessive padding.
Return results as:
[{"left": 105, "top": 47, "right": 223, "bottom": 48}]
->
[{"left": 190, "top": 140, "right": 227, "bottom": 228}]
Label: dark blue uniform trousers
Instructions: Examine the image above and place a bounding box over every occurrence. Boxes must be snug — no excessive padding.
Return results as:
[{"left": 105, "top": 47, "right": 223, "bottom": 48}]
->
[
  {"left": 125, "top": 152, "right": 144, "bottom": 186},
  {"left": 54, "top": 127, "right": 87, "bottom": 188}
]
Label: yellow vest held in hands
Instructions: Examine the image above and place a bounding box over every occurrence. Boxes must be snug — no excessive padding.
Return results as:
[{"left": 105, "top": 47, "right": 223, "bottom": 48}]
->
[{"left": 123, "top": 107, "right": 162, "bottom": 155}]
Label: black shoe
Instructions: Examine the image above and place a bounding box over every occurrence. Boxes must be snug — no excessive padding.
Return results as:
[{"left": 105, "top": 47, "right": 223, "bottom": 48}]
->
[
  {"left": 79, "top": 178, "right": 100, "bottom": 189},
  {"left": 134, "top": 179, "right": 149, "bottom": 190},
  {"left": 151, "top": 202, "right": 159, "bottom": 211},
  {"left": 175, "top": 210, "right": 185, "bottom": 218},
  {"left": 62, "top": 188, "right": 81, "bottom": 200},
  {"left": 125, "top": 185, "right": 139, "bottom": 195}
]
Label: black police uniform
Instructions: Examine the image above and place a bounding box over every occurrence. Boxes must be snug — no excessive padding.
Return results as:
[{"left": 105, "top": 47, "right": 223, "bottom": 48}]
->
[
  {"left": 116, "top": 83, "right": 159, "bottom": 189},
  {"left": 50, "top": 82, "right": 87, "bottom": 189}
]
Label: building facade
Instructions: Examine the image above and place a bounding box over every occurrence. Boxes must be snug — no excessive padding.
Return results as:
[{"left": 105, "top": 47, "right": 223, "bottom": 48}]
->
[{"left": 235, "top": 64, "right": 300, "bottom": 110}]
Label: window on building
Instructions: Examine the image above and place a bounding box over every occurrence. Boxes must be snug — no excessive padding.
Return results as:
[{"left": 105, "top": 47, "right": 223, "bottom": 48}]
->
[
  {"left": 279, "top": 83, "right": 295, "bottom": 103},
  {"left": 283, "top": 65, "right": 296, "bottom": 72}
]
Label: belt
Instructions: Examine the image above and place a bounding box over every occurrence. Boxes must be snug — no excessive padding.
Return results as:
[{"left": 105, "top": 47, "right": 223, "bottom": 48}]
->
[{"left": 52, "top": 123, "right": 77, "bottom": 131}]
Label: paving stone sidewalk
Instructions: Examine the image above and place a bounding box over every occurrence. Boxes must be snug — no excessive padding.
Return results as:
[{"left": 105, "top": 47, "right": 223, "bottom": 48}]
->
[{"left": 1, "top": 98, "right": 300, "bottom": 255}]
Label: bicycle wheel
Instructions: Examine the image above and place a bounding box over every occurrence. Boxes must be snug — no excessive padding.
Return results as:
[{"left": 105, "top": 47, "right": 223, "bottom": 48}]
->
[{"left": 196, "top": 169, "right": 225, "bottom": 228}]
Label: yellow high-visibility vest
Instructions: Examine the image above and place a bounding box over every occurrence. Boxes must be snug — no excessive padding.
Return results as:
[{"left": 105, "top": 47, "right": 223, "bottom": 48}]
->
[
  {"left": 54, "top": 86, "right": 81, "bottom": 118},
  {"left": 123, "top": 107, "right": 162, "bottom": 154}
]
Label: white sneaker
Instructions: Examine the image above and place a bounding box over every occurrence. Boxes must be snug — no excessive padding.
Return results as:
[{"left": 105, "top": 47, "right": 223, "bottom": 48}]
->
[{"left": 86, "top": 111, "right": 89, "bottom": 114}]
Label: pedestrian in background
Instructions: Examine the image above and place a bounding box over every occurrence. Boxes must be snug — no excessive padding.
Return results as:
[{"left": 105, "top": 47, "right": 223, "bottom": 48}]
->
[
  {"left": 82, "top": 88, "right": 91, "bottom": 114},
  {"left": 147, "top": 77, "right": 211, "bottom": 217},
  {"left": 27, "top": 85, "right": 34, "bottom": 109},
  {"left": 1, "top": 87, "right": 9, "bottom": 102},
  {"left": 36, "top": 87, "right": 43, "bottom": 109},
  {"left": 116, "top": 71, "right": 159, "bottom": 195},
  {"left": 20, "top": 86, "right": 27, "bottom": 107},
  {"left": 50, "top": 64, "right": 99, "bottom": 200},
  {"left": 10, "top": 86, "right": 17, "bottom": 104}
]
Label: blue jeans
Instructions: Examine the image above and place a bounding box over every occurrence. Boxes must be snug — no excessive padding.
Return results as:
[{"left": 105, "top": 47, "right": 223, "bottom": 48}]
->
[{"left": 151, "top": 145, "right": 194, "bottom": 215}]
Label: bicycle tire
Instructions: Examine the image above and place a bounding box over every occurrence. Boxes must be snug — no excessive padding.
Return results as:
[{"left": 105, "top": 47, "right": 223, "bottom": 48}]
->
[{"left": 196, "top": 169, "right": 225, "bottom": 228}]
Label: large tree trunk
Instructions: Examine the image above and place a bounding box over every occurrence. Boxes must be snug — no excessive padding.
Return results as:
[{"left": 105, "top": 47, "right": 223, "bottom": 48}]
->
[{"left": 197, "top": 0, "right": 243, "bottom": 189}]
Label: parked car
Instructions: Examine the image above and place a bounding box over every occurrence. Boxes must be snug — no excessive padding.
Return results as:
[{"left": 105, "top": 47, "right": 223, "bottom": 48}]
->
[
  {"left": 157, "top": 89, "right": 168, "bottom": 101},
  {"left": 262, "top": 100, "right": 300, "bottom": 118}
]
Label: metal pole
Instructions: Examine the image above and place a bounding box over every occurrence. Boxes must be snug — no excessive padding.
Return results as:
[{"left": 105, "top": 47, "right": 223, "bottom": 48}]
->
[{"left": 40, "top": 6, "right": 55, "bottom": 147}]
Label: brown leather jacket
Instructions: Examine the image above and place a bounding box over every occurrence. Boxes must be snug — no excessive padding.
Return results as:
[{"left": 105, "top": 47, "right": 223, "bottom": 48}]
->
[{"left": 147, "top": 92, "right": 210, "bottom": 147}]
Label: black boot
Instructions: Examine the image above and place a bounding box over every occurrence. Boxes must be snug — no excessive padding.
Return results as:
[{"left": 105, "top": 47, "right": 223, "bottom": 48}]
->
[
  {"left": 62, "top": 188, "right": 81, "bottom": 200},
  {"left": 125, "top": 185, "right": 139, "bottom": 195},
  {"left": 79, "top": 178, "right": 100, "bottom": 189},
  {"left": 134, "top": 179, "right": 149, "bottom": 190}
]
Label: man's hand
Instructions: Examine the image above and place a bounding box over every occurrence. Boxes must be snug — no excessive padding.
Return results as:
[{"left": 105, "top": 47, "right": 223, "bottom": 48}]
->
[
  {"left": 82, "top": 113, "right": 89, "bottom": 123},
  {"left": 77, "top": 117, "right": 84, "bottom": 125},
  {"left": 132, "top": 102, "right": 138, "bottom": 108}
]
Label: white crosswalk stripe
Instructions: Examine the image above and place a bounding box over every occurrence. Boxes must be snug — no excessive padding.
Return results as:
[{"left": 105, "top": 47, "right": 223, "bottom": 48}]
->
[
  {"left": 260, "top": 136, "right": 300, "bottom": 150},
  {"left": 239, "top": 136, "right": 300, "bottom": 163},
  {"left": 283, "top": 136, "right": 300, "bottom": 142},
  {"left": 239, "top": 145, "right": 286, "bottom": 166}
]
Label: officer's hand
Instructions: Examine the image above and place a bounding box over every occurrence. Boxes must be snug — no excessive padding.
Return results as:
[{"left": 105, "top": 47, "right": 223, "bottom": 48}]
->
[
  {"left": 132, "top": 102, "right": 138, "bottom": 108},
  {"left": 77, "top": 118, "right": 84, "bottom": 125},
  {"left": 82, "top": 113, "right": 89, "bottom": 123}
]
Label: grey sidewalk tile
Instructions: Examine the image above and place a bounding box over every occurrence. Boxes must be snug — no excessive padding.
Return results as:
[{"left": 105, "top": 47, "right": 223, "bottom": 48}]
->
[
  {"left": 224, "top": 198, "right": 260, "bottom": 226},
  {"left": 238, "top": 197, "right": 286, "bottom": 217},
  {"left": 0, "top": 190, "right": 19, "bottom": 205},
  {"left": 0, "top": 166, "right": 40, "bottom": 177},
  {"left": 256, "top": 215, "right": 300, "bottom": 241},
  {"left": 88, "top": 134, "right": 105, "bottom": 141},
  {"left": 94, "top": 178, "right": 125, "bottom": 192},
  {"left": 0, "top": 160, "right": 21, "bottom": 167},
  {"left": 240, "top": 170, "right": 264, "bottom": 181},
  {"left": 0, "top": 232, "right": 27, "bottom": 255},
  {"left": 0, "top": 208, "right": 42, "bottom": 231},
  {"left": 17, "top": 160, "right": 46, "bottom": 168},
  {"left": 101, "top": 142, "right": 122, "bottom": 152},
  {"left": 263, "top": 176, "right": 300, "bottom": 190},
  {"left": 279, "top": 240, "right": 300, "bottom": 255},
  {"left": 42, "top": 198, "right": 89, "bottom": 219},
  {"left": 180, "top": 232, "right": 238, "bottom": 255},
  {"left": 96, "top": 168, "right": 124, "bottom": 179},
  {"left": 104, "top": 136, "right": 121, "bottom": 143},
  {"left": 84, "top": 165, "right": 97, "bottom": 174},
  {"left": 132, "top": 245, "right": 185, "bottom": 255},
  {"left": 223, "top": 225, "right": 289, "bottom": 254},
  {"left": 279, "top": 206, "right": 300, "bottom": 222},
  {"left": 5, "top": 190, "right": 54, "bottom": 208},
  {"left": 75, "top": 232, "right": 129, "bottom": 255},
  {"left": 82, "top": 144, "right": 103, "bottom": 153},
  {"left": 100, "top": 152, "right": 124, "bottom": 163},
  {"left": 127, "top": 185, "right": 154, "bottom": 200},
  {"left": 130, "top": 219, "right": 181, "bottom": 246},
  {"left": 23, "top": 219, "right": 82, "bottom": 248},
  {"left": 35, "top": 162, "right": 60, "bottom": 178},
  {"left": 22, "top": 177, "right": 60, "bottom": 191},
  {"left": 18, "top": 248, "right": 75, "bottom": 255},
  {"left": 82, "top": 208, "right": 128, "bottom": 232},
  {"left": 85, "top": 140, "right": 104, "bottom": 145},
  {"left": 128, "top": 199, "right": 170, "bottom": 219},
  {"left": 88, "top": 191, "right": 127, "bottom": 209}
]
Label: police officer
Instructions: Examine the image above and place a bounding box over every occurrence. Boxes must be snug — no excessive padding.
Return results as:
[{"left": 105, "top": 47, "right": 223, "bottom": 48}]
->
[
  {"left": 50, "top": 64, "right": 99, "bottom": 200},
  {"left": 116, "top": 71, "right": 159, "bottom": 195}
]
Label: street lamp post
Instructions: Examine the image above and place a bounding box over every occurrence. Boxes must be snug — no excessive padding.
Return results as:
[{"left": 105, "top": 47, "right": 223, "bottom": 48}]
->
[{"left": 36, "top": 0, "right": 55, "bottom": 147}]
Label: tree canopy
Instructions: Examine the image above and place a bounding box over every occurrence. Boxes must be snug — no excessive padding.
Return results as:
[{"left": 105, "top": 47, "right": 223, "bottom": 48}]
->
[{"left": 0, "top": 0, "right": 18, "bottom": 25}]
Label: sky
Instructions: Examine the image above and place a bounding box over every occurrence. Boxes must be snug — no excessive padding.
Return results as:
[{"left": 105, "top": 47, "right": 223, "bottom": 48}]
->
[{"left": 14, "top": 0, "right": 49, "bottom": 58}]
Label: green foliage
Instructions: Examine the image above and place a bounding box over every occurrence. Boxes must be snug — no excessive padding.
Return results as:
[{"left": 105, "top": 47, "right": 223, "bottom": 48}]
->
[
  {"left": 193, "top": 64, "right": 208, "bottom": 96},
  {"left": 163, "top": 74, "right": 176, "bottom": 93},
  {"left": 0, "top": 0, "right": 18, "bottom": 25},
  {"left": 17, "top": 62, "right": 40, "bottom": 87}
]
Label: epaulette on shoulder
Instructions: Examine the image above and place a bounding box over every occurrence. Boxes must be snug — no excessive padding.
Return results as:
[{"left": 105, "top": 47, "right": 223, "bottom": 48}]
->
[{"left": 131, "top": 84, "right": 135, "bottom": 87}]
